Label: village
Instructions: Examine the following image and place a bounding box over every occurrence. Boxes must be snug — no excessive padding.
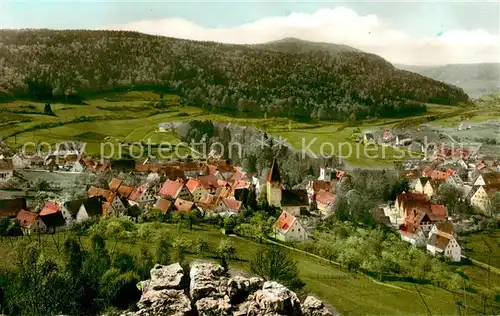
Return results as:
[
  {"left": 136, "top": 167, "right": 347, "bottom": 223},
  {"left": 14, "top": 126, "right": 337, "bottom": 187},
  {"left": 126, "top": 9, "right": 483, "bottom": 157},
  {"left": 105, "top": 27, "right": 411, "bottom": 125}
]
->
[{"left": 0, "top": 132, "right": 499, "bottom": 267}]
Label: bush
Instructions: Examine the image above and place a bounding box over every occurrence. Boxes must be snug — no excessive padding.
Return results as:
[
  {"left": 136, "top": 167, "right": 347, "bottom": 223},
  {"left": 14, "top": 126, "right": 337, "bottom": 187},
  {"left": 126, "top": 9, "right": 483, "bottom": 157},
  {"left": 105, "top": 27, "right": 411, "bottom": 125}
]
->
[{"left": 250, "top": 245, "right": 304, "bottom": 290}]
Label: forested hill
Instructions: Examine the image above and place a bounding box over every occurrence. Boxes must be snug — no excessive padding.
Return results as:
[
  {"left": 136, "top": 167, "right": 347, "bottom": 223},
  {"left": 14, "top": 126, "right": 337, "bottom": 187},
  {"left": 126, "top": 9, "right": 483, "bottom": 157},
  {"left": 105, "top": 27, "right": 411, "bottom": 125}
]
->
[
  {"left": 0, "top": 30, "right": 470, "bottom": 121},
  {"left": 252, "top": 37, "right": 362, "bottom": 54}
]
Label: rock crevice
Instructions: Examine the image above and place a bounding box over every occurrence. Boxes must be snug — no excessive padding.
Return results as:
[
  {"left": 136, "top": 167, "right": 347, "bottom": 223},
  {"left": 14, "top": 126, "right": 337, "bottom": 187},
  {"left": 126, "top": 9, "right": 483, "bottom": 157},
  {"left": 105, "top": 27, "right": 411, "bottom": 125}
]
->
[{"left": 122, "top": 261, "right": 334, "bottom": 316}]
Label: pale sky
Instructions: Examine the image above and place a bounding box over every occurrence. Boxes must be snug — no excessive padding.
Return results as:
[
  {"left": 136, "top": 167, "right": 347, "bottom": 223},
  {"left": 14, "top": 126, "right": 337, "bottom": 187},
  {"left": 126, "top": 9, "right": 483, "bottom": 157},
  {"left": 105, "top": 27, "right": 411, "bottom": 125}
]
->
[{"left": 1, "top": 1, "right": 499, "bottom": 65}]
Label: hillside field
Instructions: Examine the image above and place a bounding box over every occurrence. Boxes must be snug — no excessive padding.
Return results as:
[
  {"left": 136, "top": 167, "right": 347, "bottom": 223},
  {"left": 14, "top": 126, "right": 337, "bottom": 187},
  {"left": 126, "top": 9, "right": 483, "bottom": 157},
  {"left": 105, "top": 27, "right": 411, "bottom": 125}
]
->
[
  {"left": 1, "top": 91, "right": 499, "bottom": 167},
  {"left": 1, "top": 222, "right": 499, "bottom": 316}
]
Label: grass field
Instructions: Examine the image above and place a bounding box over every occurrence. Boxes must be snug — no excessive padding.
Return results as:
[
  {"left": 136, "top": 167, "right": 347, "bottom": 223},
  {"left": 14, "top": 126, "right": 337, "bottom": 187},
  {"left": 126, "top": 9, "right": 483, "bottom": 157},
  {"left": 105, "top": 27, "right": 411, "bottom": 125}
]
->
[
  {"left": 1, "top": 222, "right": 499, "bottom": 316},
  {"left": 1, "top": 91, "right": 499, "bottom": 167},
  {"left": 462, "top": 229, "right": 500, "bottom": 269}
]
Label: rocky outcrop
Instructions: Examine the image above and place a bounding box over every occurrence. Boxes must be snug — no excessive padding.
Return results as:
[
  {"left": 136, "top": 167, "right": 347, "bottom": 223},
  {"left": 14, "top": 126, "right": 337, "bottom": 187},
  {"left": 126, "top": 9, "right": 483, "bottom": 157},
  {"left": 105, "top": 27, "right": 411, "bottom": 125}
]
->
[{"left": 122, "top": 261, "right": 334, "bottom": 316}]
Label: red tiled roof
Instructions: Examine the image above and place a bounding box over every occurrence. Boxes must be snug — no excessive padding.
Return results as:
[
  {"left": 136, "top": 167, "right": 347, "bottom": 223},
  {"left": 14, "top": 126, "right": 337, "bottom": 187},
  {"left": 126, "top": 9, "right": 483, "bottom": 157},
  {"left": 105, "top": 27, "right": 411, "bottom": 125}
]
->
[
  {"left": 429, "top": 204, "right": 447, "bottom": 221},
  {"left": 40, "top": 201, "right": 61, "bottom": 216},
  {"left": 198, "top": 175, "right": 222, "bottom": 190},
  {"left": 229, "top": 169, "right": 245, "bottom": 182},
  {"left": 233, "top": 180, "right": 250, "bottom": 190},
  {"left": 312, "top": 181, "right": 333, "bottom": 193},
  {"left": 129, "top": 185, "right": 147, "bottom": 202},
  {"left": 88, "top": 186, "right": 115, "bottom": 203},
  {"left": 275, "top": 211, "right": 296, "bottom": 233},
  {"left": 155, "top": 199, "right": 172, "bottom": 214},
  {"left": 16, "top": 210, "right": 40, "bottom": 228},
  {"left": 117, "top": 184, "right": 134, "bottom": 198},
  {"left": 159, "top": 179, "right": 184, "bottom": 198},
  {"left": 221, "top": 198, "right": 242, "bottom": 212},
  {"left": 109, "top": 178, "right": 123, "bottom": 192},
  {"left": 267, "top": 159, "right": 281, "bottom": 183},
  {"left": 316, "top": 191, "right": 335, "bottom": 205},
  {"left": 197, "top": 194, "right": 218, "bottom": 211},
  {"left": 102, "top": 202, "right": 111, "bottom": 216},
  {"left": 174, "top": 198, "right": 194, "bottom": 213}
]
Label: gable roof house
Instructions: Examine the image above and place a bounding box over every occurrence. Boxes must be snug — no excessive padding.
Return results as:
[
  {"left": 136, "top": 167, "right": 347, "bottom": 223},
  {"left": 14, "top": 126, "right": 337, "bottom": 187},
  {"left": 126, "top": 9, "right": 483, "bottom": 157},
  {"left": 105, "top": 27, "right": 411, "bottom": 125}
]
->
[
  {"left": 62, "top": 197, "right": 103, "bottom": 225},
  {"left": 273, "top": 211, "right": 309, "bottom": 242},
  {"left": 306, "top": 180, "right": 334, "bottom": 204},
  {"left": 217, "top": 198, "right": 243, "bottom": 217},
  {"left": 128, "top": 184, "right": 156, "bottom": 211},
  {"left": 87, "top": 186, "right": 127, "bottom": 217},
  {"left": 16, "top": 210, "right": 46, "bottom": 235},
  {"left": 185, "top": 179, "right": 209, "bottom": 202},
  {"left": 281, "top": 189, "right": 309, "bottom": 217},
  {"left": 473, "top": 171, "right": 500, "bottom": 187},
  {"left": 315, "top": 191, "right": 336, "bottom": 216},
  {"left": 153, "top": 199, "right": 173, "bottom": 214},
  {"left": 159, "top": 179, "right": 192, "bottom": 201},
  {"left": 0, "top": 157, "right": 14, "bottom": 182},
  {"left": 173, "top": 198, "right": 195, "bottom": 214},
  {"left": 423, "top": 179, "right": 445, "bottom": 198},
  {"left": 39, "top": 201, "right": 66, "bottom": 233},
  {"left": 0, "top": 198, "right": 27, "bottom": 219},
  {"left": 470, "top": 184, "right": 500, "bottom": 213},
  {"left": 426, "top": 221, "right": 461, "bottom": 262}
]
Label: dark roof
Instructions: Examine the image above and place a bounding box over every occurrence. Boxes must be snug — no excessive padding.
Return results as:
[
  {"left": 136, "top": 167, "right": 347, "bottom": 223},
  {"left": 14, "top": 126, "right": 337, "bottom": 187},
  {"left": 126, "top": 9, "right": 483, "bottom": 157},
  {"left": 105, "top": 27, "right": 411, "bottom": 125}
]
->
[
  {"left": 64, "top": 199, "right": 86, "bottom": 216},
  {"left": 266, "top": 158, "right": 281, "bottom": 183},
  {"left": 419, "top": 177, "right": 429, "bottom": 186},
  {"left": 0, "top": 198, "right": 27, "bottom": 218},
  {"left": 127, "top": 205, "right": 142, "bottom": 217},
  {"left": 281, "top": 189, "right": 308, "bottom": 207},
  {"left": 41, "top": 212, "right": 66, "bottom": 227},
  {"left": 110, "top": 159, "right": 136, "bottom": 171}
]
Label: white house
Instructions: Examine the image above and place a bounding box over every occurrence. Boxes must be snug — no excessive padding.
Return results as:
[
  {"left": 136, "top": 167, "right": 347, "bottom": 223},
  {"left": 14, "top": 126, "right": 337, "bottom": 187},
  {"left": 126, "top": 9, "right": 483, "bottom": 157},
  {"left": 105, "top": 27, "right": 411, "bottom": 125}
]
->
[
  {"left": 426, "top": 221, "right": 461, "bottom": 262},
  {"left": 62, "top": 197, "right": 103, "bottom": 225},
  {"left": 274, "top": 211, "right": 309, "bottom": 242},
  {"left": 0, "top": 157, "right": 13, "bottom": 182}
]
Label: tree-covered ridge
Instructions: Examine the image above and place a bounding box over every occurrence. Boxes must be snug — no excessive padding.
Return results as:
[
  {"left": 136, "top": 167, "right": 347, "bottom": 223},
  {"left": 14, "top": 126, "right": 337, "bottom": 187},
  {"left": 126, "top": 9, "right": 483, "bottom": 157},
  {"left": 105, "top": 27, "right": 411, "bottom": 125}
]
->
[{"left": 0, "top": 29, "right": 470, "bottom": 120}]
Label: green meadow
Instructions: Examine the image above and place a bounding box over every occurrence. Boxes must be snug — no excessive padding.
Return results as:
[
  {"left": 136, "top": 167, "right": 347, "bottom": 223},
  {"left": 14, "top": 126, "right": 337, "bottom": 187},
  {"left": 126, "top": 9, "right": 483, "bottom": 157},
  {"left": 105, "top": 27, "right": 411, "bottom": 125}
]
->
[{"left": 0, "top": 91, "right": 498, "bottom": 167}]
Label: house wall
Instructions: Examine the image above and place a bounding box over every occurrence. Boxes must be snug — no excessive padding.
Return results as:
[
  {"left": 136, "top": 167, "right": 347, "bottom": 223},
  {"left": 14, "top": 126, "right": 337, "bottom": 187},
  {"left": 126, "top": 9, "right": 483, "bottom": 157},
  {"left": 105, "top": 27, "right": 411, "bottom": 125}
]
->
[
  {"left": 284, "top": 221, "right": 308, "bottom": 241},
  {"left": 282, "top": 206, "right": 302, "bottom": 217},
  {"left": 423, "top": 182, "right": 434, "bottom": 198},
  {"left": 177, "top": 187, "right": 193, "bottom": 201},
  {"left": 415, "top": 181, "right": 424, "bottom": 194},
  {"left": 23, "top": 219, "right": 47, "bottom": 235},
  {"left": 111, "top": 197, "right": 126, "bottom": 216},
  {"left": 192, "top": 188, "right": 209, "bottom": 202},
  {"left": 471, "top": 186, "right": 490, "bottom": 212},
  {"left": 445, "top": 238, "right": 461, "bottom": 262},
  {"left": 474, "top": 175, "right": 485, "bottom": 186},
  {"left": 12, "top": 155, "right": 26, "bottom": 169},
  {"left": 266, "top": 182, "right": 281, "bottom": 207}
]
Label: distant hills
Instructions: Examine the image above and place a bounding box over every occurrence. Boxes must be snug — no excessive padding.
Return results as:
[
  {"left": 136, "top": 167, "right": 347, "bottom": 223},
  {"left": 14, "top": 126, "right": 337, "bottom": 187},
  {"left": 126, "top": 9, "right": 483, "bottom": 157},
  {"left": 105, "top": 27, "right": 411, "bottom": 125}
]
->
[
  {"left": 396, "top": 63, "right": 500, "bottom": 99},
  {"left": 0, "top": 30, "right": 470, "bottom": 121}
]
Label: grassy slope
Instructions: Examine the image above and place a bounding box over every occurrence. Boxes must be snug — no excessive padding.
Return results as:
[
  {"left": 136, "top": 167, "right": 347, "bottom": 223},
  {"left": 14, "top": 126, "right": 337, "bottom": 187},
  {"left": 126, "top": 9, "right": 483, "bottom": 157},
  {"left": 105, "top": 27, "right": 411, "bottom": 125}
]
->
[
  {"left": 0, "top": 91, "right": 499, "bottom": 167},
  {"left": 2, "top": 223, "right": 498, "bottom": 316},
  {"left": 462, "top": 229, "right": 500, "bottom": 269}
]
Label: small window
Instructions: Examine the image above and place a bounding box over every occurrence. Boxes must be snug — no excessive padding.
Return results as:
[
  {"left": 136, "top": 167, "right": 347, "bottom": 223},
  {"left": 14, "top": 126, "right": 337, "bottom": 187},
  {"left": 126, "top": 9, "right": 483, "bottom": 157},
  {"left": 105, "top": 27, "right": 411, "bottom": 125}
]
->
[{"left": 298, "top": 228, "right": 301, "bottom": 231}]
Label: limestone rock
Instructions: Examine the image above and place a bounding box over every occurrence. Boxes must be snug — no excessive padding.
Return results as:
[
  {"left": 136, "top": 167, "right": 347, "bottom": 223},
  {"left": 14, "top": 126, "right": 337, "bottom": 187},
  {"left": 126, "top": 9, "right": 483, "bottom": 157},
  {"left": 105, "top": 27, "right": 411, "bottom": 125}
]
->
[
  {"left": 190, "top": 261, "right": 227, "bottom": 301},
  {"left": 196, "top": 295, "right": 233, "bottom": 316},
  {"left": 302, "top": 296, "right": 333, "bottom": 316},
  {"left": 135, "top": 289, "right": 191, "bottom": 316},
  {"left": 252, "top": 281, "right": 302, "bottom": 316},
  {"left": 148, "top": 263, "right": 184, "bottom": 291}
]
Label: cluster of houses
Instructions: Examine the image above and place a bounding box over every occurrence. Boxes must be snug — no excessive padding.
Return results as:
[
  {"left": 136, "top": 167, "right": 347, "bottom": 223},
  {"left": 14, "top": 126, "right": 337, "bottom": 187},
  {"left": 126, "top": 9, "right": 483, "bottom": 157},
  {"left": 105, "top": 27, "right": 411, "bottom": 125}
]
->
[{"left": 376, "top": 153, "right": 500, "bottom": 262}]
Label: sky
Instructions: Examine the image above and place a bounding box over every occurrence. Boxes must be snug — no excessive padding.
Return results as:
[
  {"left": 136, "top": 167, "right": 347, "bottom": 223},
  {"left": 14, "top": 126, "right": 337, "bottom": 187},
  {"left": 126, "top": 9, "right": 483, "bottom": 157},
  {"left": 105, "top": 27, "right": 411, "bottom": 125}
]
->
[{"left": 1, "top": 0, "right": 499, "bottom": 65}]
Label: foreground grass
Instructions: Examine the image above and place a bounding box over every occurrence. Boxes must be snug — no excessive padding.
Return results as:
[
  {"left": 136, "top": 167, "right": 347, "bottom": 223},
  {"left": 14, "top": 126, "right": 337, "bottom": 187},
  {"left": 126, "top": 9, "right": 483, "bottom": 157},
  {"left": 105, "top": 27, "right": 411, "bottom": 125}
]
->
[{"left": 1, "top": 222, "right": 499, "bottom": 315}]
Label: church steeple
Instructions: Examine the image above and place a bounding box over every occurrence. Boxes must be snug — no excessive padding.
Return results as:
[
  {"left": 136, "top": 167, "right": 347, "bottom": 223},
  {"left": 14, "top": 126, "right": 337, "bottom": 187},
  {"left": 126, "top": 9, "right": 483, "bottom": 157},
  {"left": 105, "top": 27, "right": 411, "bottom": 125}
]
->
[{"left": 266, "top": 158, "right": 282, "bottom": 184}]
